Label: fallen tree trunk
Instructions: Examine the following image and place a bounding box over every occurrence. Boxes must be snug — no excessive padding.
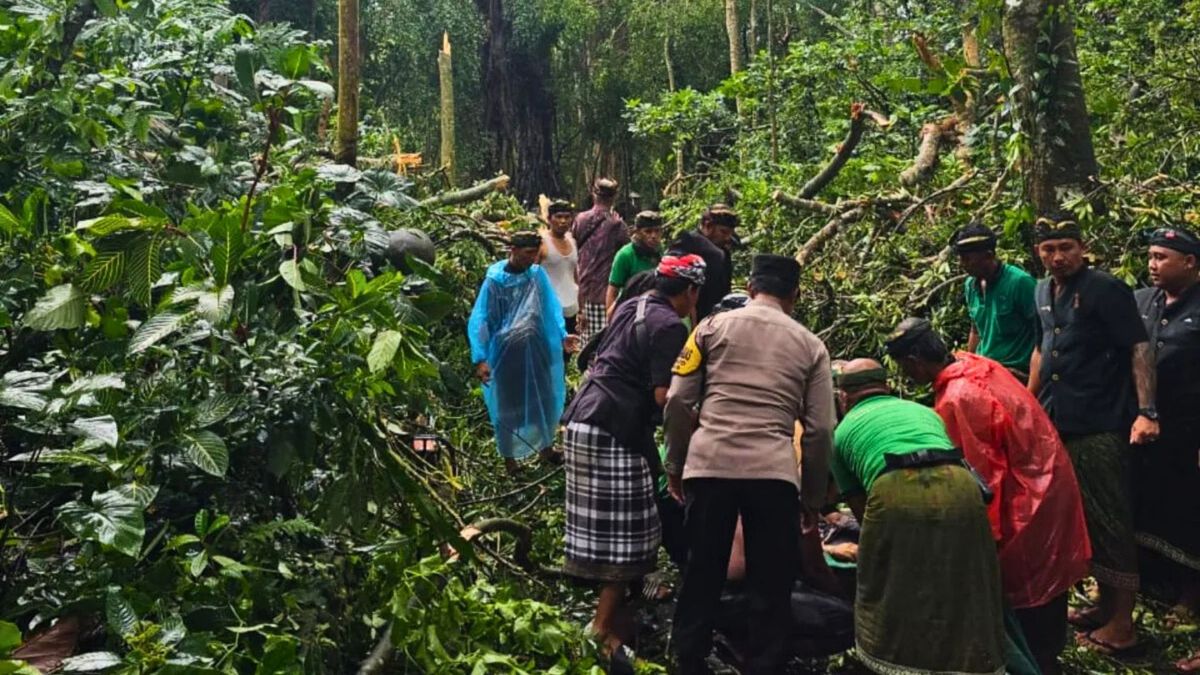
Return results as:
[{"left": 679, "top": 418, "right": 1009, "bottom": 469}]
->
[
  {"left": 899, "top": 117, "right": 956, "bottom": 187},
  {"left": 796, "top": 208, "right": 866, "bottom": 267},
  {"left": 775, "top": 103, "right": 890, "bottom": 204},
  {"left": 419, "top": 174, "right": 510, "bottom": 208}
]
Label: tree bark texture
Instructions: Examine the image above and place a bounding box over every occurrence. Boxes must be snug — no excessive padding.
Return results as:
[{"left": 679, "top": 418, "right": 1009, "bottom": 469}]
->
[
  {"left": 335, "top": 0, "right": 360, "bottom": 167},
  {"left": 725, "top": 0, "right": 744, "bottom": 75},
  {"left": 1002, "top": 0, "right": 1102, "bottom": 214},
  {"left": 438, "top": 32, "right": 457, "bottom": 187},
  {"left": 475, "top": 0, "right": 561, "bottom": 204}
]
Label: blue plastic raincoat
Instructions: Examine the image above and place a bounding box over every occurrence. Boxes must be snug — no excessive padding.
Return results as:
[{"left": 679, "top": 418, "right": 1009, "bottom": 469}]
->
[{"left": 468, "top": 261, "right": 567, "bottom": 459}]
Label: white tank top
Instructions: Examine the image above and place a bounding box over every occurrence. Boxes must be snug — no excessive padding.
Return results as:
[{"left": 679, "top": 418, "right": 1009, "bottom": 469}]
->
[{"left": 541, "top": 231, "right": 579, "bottom": 317}]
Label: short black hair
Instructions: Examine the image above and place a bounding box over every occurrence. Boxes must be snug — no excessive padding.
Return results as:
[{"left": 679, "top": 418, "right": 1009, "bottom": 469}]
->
[
  {"left": 748, "top": 275, "right": 795, "bottom": 298},
  {"left": 655, "top": 275, "right": 693, "bottom": 297}
]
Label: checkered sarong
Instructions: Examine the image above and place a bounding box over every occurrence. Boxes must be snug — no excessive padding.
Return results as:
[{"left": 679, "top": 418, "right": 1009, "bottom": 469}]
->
[
  {"left": 579, "top": 302, "right": 608, "bottom": 345},
  {"left": 564, "top": 422, "right": 660, "bottom": 581}
]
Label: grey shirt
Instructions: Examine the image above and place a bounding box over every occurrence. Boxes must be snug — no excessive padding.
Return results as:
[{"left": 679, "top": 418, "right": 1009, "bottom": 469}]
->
[{"left": 664, "top": 297, "right": 835, "bottom": 508}]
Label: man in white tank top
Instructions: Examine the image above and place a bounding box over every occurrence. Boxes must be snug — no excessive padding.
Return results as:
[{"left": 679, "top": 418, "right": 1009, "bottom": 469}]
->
[{"left": 541, "top": 199, "right": 580, "bottom": 341}]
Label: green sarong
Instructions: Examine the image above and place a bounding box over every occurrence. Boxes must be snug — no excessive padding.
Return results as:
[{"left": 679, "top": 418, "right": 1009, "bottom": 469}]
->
[
  {"left": 1063, "top": 432, "right": 1139, "bottom": 590},
  {"left": 855, "top": 465, "right": 1005, "bottom": 675}
]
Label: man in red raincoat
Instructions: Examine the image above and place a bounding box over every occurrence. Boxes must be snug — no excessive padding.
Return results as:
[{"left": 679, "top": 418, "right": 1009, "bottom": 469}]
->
[{"left": 887, "top": 317, "right": 1091, "bottom": 675}]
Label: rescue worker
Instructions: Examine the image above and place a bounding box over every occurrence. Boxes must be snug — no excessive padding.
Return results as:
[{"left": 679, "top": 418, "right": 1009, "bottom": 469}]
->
[
  {"left": 831, "top": 358, "right": 1005, "bottom": 675},
  {"left": 952, "top": 221, "right": 1039, "bottom": 381},
  {"left": 1133, "top": 227, "right": 1200, "bottom": 673},
  {"left": 888, "top": 318, "right": 1092, "bottom": 675},
  {"left": 605, "top": 210, "right": 663, "bottom": 319},
  {"left": 664, "top": 254, "right": 835, "bottom": 674},
  {"left": 668, "top": 204, "right": 736, "bottom": 321},
  {"left": 573, "top": 178, "right": 628, "bottom": 343},
  {"left": 1028, "top": 213, "right": 1157, "bottom": 656},
  {"left": 561, "top": 254, "right": 706, "bottom": 674},
  {"left": 468, "top": 232, "right": 579, "bottom": 473}
]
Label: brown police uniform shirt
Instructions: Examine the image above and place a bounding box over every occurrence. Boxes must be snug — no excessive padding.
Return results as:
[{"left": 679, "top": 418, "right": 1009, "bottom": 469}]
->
[{"left": 663, "top": 297, "right": 835, "bottom": 508}]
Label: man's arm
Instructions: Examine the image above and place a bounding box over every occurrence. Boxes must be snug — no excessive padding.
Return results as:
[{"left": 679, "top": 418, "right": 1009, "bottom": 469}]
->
[
  {"left": 1130, "top": 341, "right": 1160, "bottom": 444},
  {"left": 604, "top": 284, "right": 620, "bottom": 319},
  {"left": 967, "top": 326, "right": 980, "bottom": 353},
  {"left": 1027, "top": 346, "right": 1042, "bottom": 395},
  {"left": 798, "top": 348, "right": 836, "bottom": 510}
]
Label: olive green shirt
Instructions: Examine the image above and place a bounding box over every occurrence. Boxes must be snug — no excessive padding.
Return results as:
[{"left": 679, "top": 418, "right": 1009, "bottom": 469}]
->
[
  {"left": 831, "top": 395, "right": 957, "bottom": 496},
  {"left": 964, "top": 263, "right": 1038, "bottom": 371}
]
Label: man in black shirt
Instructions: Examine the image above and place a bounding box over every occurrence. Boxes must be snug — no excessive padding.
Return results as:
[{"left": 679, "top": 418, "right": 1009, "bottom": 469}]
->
[
  {"left": 669, "top": 204, "right": 736, "bottom": 320},
  {"left": 1133, "top": 227, "right": 1200, "bottom": 672},
  {"left": 1028, "top": 214, "right": 1158, "bottom": 656},
  {"left": 561, "top": 254, "right": 706, "bottom": 673}
]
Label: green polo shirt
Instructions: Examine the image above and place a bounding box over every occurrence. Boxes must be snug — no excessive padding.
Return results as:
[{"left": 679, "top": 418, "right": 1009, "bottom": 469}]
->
[
  {"left": 831, "top": 395, "right": 956, "bottom": 496},
  {"left": 609, "top": 243, "right": 659, "bottom": 288},
  {"left": 964, "top": 263, "right": 1038, "bottom": 371}
]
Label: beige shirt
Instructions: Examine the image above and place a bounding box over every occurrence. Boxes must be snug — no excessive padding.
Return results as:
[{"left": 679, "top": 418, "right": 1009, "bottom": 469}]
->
[{"left": 664, "top": 297, "right": 835, "bottom": 508}]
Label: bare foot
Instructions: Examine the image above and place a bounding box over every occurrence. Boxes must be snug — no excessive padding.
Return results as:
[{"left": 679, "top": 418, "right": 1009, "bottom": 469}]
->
[
  {"left": 1075, "top": 622, "right": 1141, "bottom": 657},
  {"left": 1177, "top": 652, "right": 1200, "bottom": 672},
  {"left": 1067, "top": 604, "right": 1109, "bottom": 629}
]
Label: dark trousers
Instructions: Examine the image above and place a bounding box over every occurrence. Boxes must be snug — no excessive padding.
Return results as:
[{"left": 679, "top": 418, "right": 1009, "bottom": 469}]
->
[
  {"left": 671, "top": 478, "right": 799, "bottom": 674},
  {"left": 1014, "top": 592, "right": 1068, "bottom": 674}
]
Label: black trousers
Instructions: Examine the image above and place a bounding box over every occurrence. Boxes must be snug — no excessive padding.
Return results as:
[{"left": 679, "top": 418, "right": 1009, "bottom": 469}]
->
[
  {"left": 671, "top": 478, "right": 799, "bottom": 674},
  {"left": 1014, "top": 592, "right": 1068, "bottom": 674}
]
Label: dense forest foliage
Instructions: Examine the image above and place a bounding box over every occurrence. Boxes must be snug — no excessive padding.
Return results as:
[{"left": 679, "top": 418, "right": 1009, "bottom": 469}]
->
[{"left": 1, "top": 0, "right": 1198, "bottom": 672}]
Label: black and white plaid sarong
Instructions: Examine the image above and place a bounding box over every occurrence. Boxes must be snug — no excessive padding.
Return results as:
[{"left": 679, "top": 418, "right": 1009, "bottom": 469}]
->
[
  {"left": 579, "top": 302, "right": 608, "bottom": 345},
  {"left": 564, "top": 422, "right": 660, "bottom": 581}
]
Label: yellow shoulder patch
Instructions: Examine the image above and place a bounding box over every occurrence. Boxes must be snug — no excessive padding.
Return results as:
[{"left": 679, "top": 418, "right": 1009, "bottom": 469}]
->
[{"left": 672, "top": 329, "right": 703, "bottom": 376}]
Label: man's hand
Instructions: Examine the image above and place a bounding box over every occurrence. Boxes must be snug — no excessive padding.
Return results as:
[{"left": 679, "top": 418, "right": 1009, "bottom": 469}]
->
[
  {"left": 667, "top": 474, "right": 684, "bottom": 504},
  {"left": 475, "top": 362, "right": 491, "bottom": 384},
  {"left": 563, "top": 335, "right": 582, "bottom": 354},
  {"left": 1130, "top": 415, "right": 1160, "bottom": 445},
  {"left": 576, "top": 312, "right": 588, "bottom": 334}
]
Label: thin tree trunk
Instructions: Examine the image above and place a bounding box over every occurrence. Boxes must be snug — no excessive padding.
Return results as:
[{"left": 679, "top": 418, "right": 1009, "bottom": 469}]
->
[
  {"left": 725, "top": 0, "right": 744, "bottom": 75},
  {"left": 664, "top": 35, "right": 684, "bottom": 186},
  {"left": 1002, "top": 0, "right": 1101, "bottom": 215},
  {"left": 767, "top": 0, "right": 778, "bottom": 163},
  {"left": 748, "top": 0, "right": 758, "bottom": 57},
  {"left": 335, "top": 0, "right": 360, "bottom": 167},
  {"left": 438, "top": 32, "right": 456, "bottom": 187}
]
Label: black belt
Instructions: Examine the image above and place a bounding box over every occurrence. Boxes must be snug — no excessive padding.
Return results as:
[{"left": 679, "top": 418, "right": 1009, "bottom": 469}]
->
[{"left": 880, "top": 448, "right": 994, "bottom": 505}]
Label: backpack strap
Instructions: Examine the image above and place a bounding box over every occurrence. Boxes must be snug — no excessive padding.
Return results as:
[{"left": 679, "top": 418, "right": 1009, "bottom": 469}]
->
[{"left": 634, "top": 294, "right": 651, "bottom": 353}]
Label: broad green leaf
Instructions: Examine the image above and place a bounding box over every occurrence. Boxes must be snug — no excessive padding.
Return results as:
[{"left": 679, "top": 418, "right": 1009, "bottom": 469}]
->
[
  {"left": 0, "top": 620, "right": 19, "bottom": 653},
  {"left": 368, "top": 330, "right": 402, "bottom": 373},
  {"left": 209, "top": 217, "right": 244, "bottom": 287},
  {"left": 105, "top": 587, "right": 137, "bottom": 636},
  {"left": 126, "top": 233, "right": 164, "bottom": 307},
  {"left": 79, "top": 249, "right": 126, "bottom": 293},
  {"left": 234, "top": 46, "right": 256, "bottom": 91},
  {"left": 60, "top": 651, "right": 123, "bottom": 672},
  {"left": 128, "top": 311, "right": 192, "bottom": 354},
  {"left": 316, "top": 164, "right": 362, "bottom": 183},
  {"left": 194, "top": 509, "right": 209, "bottom": 536},
  {"left": 57, "top": 490, "right": 145, "bottom": 557},
  {"left": 193, "top": 393, "right": 237, "bottom": 427},
  {"left": 195, "top": 285, "right": 234, "bottom": 323},
  {"left": 0, "top": 204, "right": 26, "bottom": 236},
  {"left": 94, "top": 0, "right": 117, "bottom": 17},
  {"left": 189, "top": 551, "right": 208, "bottom": 578},
  {"left": 296, "top": 80, "right": 334, "bottom": 99},
  {"left": 166, "top": 534, "right": 200, "bottom": 550},
  {"left": 179, "top": 430, "right": 229, "bottom": 476},
  {"left": 113, "top": 483, "right": 159, "bottom": 508},
  {"left": 68, "top": 415, "right": 119, "bottom": 447},
  {"left": 76, "top": 215, "right": 148, "bottom": 236},
  {"left": 346, "top": 269, "right": 366, "bottom": 298},
  {"left": 63, "top": 373, "right": 125, "bottom": 395},
  {"left": 22, "top": 284, "right": 87, "bottom": 331},
  {"left": 278, "top": 259, "right": 305, "bottom": 291},
  {"left": 0, "top": 371, "right": 50, "bottom": 411}
]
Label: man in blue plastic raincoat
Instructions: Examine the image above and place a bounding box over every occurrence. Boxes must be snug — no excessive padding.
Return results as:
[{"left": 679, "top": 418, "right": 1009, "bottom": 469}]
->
[{"left": 469, "top": 231, "right": 579, "bottom": 473}]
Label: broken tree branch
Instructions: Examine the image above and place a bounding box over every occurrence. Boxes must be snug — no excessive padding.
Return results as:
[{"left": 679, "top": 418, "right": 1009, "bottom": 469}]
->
[
  {"left": 900, "top": 117, "right": 957, "bottom": 187},
  {"left": 419, "top": 174, "right": 511, "bottom": 208},
  {"left": 796, "top": 207, "right": 866, "bottom": 267},
  {"left": 895, "top": 170, "right": 979, "bottom": 230},
  {"left": 771, "top": 192, "right": 852, "bottom": 215},
  {"left": 774, "top": 103, "right": 892, "bottom": 207}
]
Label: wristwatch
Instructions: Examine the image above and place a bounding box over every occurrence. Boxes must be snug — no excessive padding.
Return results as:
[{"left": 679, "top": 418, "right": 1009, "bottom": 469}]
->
[{"left": 1138, "top": 406, "right": 1159, "bottom": 420}]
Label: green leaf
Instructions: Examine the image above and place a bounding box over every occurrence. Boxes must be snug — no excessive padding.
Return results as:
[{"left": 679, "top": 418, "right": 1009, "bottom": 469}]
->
[
  {"left": 193, "top": 393, "right": 237, "bottom": 427},
  {"left": 113, "top": 483, "right": 159, "bottom": 509},
  {"left": 188, "top": 551, "right": 208, "bottom": 578},
  {"left": 93, "top": 0, "right": 117, "bottom": 17},
  {"left": 22, "top": 284, "right": 87, "bottom": 331},
  {"left": 126, "top": 233, "right": 164, "bottom": 307},
  {"left": 0, "top": 620, "right": 20, "bottom": 653},
  {"left": 296, "top": 80, "right": 334, "bottom": 99},
  {"left": 60, "top": 652, "right": 123, "bottom": 672},
  {"left": 209, "top": 217, "right": 244, "bottom": 287},
  {"left": 68, "top": 415, "right": 119, "bottom": 447},
  {"left": 195, "top": 285, "right": 234, "bottom": 323},
  {"left": 234, "top": 45, "right": 256, "bottom": 91},
  {"left": 79, "top": 249, "right": 126, "bottom": 293},
  {"left": 63, "top": 373, "right": 125, "bottom": 395},
  {"left": 316, "top": 164, "right": 362, "bottom": 183},
  {"left": 76, "top": 215, "right": 148, "bottom": 236},
  {"left": 194, "top": 509, "right": 209, "bottom": 536},
  {"left": 128, "top": 311, "right": 192, "bottom": 354},
  {"left": 0, "top": 204, "right": 27, "bottom": 236},
  {"left": 278, "top": 259, "right": 305, "bottom": 291},
  {"left": 180, "top": 430, "right": 229, "bottom": 477},
  {"left": 0, "top": 371, "right": 52, "bottom": 411},
  {"left": 368, "top": 330, "right": 402, "bottom": 373},
  {"left": 57, "top": 490, "right": 145, "bottom": 557},
  {"left": 105, "top": 587, "right": 137, "bottom": 636}
]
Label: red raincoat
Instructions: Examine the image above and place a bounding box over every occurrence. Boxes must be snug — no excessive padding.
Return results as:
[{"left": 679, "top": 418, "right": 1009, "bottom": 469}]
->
[{"left": 933, "top": 352, "right": 1092, "bottom": 609}]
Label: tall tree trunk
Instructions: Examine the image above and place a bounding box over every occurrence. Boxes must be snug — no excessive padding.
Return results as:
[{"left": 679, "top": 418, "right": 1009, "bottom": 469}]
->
[
  {"left": 725, "top": 0, "right": 744, "bottom": 75},
  {"left": 748, "top": 0, "right": 758, "bottom": 57},
  {"left": 665, "top": 34, "right": 684, "bottom": 189},
  {"left": 335, "top": 0, "right": 359, "bottom": 167},
  {"left": 438, "top": 32, "right": 456, "bottom": 187},
  {"left": 475, "top": 0, "right": 561, "bottom": 204},
  {"left": 1002, "top": 0, "right": 1101, "bottom": 215},
  {"left": 767, "top": 0, "right": 778, "bottom": 163}
]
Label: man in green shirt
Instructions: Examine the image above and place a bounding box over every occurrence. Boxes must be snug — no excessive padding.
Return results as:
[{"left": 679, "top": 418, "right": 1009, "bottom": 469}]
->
[
  {"left": 605, "top": 211, "right": 663, "bottom": 318},
  {"left": 831, "top": 358, "right": 1004, "bottom": 675},
  {"left": 954, "top": 222, "right": 1038, "bottom": 380}
]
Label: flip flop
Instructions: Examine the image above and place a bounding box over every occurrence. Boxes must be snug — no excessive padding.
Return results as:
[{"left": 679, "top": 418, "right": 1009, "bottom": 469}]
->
[{"left": 1076, "top": 630, "right": 1146, "bottom": 659}]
